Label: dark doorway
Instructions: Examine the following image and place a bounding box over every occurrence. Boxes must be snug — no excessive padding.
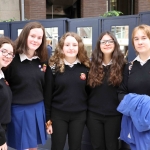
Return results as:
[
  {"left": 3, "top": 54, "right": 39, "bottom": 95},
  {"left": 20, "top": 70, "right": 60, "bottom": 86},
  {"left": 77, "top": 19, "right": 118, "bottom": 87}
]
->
[{"left": 108, "top": 0, "right": 135, "bottom": 15}]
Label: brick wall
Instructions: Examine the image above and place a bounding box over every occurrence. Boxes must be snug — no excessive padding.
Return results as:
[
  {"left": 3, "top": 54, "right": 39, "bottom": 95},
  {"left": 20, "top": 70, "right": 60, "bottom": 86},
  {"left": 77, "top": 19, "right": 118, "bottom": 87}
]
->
[
  {"left": 81, "top": 0, "right": 107, "bottom": 18},
  {"left": 138, "top": 0, "right": 150, "bottom": 13},
  {"left": 134, "top": 0, "right": 138, "bottom": 14},
  {"left": 24, "top": 0, "right": 46, "bottom": 20}
]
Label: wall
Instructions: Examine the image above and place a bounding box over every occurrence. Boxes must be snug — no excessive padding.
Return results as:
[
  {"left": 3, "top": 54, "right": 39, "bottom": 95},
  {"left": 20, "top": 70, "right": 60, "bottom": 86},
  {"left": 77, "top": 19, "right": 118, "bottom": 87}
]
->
[
  {"left": 0, "top": 0, "right": 20, "bottom": 21},
  {"left": 81, "top": 0, "right": 107, "bottom": 17},
  {"left": 24, "top": 0, "right": 46, "bottom": 20},
  {"left": 138, "top": 0, "right": 150, "bottom": 13}
]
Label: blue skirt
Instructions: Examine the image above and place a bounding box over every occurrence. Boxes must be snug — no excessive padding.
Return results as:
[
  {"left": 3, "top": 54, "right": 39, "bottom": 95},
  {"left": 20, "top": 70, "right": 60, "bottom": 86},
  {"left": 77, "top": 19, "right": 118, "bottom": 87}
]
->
[{"left": 7, "top": 101, "right": 47, "bottom": 150}]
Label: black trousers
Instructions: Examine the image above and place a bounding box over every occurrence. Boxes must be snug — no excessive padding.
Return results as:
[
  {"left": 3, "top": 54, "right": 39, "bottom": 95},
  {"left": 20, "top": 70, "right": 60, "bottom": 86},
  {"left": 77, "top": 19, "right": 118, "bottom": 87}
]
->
[
  {"left": 51, "top": 108, "right": 86, "bottom": 150},
  {"left": 87, "top": 111, "right": 121, "bottom": 150}
]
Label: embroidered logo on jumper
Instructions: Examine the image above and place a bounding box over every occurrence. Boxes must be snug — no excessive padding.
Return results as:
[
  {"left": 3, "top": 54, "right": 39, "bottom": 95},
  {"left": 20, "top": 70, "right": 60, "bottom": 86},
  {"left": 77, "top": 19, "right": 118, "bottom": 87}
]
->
[
  {"left": 39, "top": 64, "right": 47, "bottom": 72},
  {"left": 128, "top": 61, "right": 133, "bottom": 75},
  {"left": 80, "top": 73, "right": 86, "bottom": 80}
]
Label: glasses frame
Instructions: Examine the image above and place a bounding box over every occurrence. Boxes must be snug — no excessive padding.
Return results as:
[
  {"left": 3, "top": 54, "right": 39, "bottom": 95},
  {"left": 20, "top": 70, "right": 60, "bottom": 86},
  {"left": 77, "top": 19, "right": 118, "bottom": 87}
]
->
[
  {"left": 0, "top": 49, "right": 15, "bottom": 59},
  {"left": 100, "top": 39, "right": 114, "bottom": 45}
]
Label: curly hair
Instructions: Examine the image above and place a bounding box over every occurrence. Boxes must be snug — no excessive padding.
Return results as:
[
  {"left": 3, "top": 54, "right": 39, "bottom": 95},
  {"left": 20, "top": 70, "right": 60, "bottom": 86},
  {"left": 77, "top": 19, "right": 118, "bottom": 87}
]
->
[
  {"left": 49, "top": 32, "right": 90, "bottom": 72},
  {"left": 88, "top": 31, "right": 126, "bottom": 87},
  {"left": 15, "top": 21, "right": 48, "bottom": 62}
]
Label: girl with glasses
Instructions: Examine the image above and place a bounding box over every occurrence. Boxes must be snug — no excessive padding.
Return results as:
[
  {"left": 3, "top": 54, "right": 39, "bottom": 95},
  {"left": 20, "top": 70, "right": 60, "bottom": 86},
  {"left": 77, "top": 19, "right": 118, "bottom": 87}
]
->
[
  {"left": 0, "top": 37, "right": 14, "bottom": 150},
  {"left": 87, "top": 31, "right": 125, "bottom": 150}
]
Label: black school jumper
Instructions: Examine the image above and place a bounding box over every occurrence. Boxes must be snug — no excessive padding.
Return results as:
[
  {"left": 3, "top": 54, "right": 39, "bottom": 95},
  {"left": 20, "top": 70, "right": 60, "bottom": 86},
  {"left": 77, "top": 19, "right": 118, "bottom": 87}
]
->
[
  {"left": 118, "top": 60, "right": 150, "bottom": 101},
  {"left": 0, "top": 77, "right": 12, "bottom": 146},
  {"left": 118, "top": 60, "right": 150, "bottom": 150},
  {"left": 44, "top": 63, "right": 89, "bottom": 150},
  {"left": 3, "top": 54, "right": 47, "bottom": 149},
  {"left": 87, "top": 65, "right": 121, "bottom": 150}
]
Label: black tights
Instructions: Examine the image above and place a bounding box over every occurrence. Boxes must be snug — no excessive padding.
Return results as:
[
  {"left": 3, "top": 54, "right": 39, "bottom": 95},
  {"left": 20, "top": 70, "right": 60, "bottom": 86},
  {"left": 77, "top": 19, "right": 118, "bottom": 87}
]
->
[
  {"left": 87, "top": 111, "right": 121, "bottom": 150},
  {"left": 51, "top": 108, "right": 86, "bottom": 150}
]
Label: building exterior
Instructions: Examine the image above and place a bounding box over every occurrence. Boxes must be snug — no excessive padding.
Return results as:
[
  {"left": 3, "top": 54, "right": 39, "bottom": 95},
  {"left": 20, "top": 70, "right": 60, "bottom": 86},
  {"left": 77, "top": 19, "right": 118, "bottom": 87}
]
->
[
  {"left": 0, "top": 0, "right": 150, "bottom": 21},
  {"left": 0, "top": 0, "right": 20, "bottom": 21}
]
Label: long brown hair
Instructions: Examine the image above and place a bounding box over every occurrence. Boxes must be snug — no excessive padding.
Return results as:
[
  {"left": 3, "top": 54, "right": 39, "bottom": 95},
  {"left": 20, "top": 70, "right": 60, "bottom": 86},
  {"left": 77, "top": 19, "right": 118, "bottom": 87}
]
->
[
  {"left": 15, "top": 21, "right": 48, "bottom": 62},
  {"left": 49, "top": 32, "right": 90, "bottom": 72},
  {"left": 88, "top": 31, "right": 125, "bottom": 87}
]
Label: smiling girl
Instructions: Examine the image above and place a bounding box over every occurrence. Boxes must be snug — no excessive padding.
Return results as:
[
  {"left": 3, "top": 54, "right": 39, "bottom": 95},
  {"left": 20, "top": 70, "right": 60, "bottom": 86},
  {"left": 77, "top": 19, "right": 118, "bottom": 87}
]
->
[
  {"left": 87, "top": 31, "right": 125, "bottom": 150},
  {"left": 44, "top": 32, "right": 90, "bottom": 150},
  {"left": 0, "top": 37, "right": 14, "bottom": 150},
  {"left": 118, "top": 24, "right": 150, "bottom": 150},
  {"left": 3, "top": 22, "right": 48, "bottom": 150}
]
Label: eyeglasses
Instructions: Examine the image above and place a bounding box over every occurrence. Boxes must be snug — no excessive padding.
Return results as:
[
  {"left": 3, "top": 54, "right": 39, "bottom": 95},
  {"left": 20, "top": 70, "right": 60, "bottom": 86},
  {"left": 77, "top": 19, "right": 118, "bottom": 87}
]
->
[
  {"left": 100, "top": 40, "right": 114, "bottom": 45},
  {"left": 0, "top": 49, "right": 15, "bottom": 59}
]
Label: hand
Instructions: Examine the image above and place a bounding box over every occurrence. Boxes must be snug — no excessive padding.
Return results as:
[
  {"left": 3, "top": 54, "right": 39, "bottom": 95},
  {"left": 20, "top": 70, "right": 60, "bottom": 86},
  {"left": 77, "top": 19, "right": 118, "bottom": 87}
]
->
[
  {"left": 0, "top": 143, "right": 7, "bottom": 150},
  {"left": 46, "top": 125, "right": 53, "bottom": 134}
]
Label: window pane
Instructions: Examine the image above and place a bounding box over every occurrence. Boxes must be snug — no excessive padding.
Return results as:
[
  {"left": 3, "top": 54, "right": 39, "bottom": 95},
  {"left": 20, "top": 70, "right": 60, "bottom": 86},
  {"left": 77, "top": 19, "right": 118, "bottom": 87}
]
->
[
  {"left": 111, "top": 25, "right": 129, "bottom": 60},
  {"left": 77, "top": 27, "right": 92, "bottom": 58},
  {"left": 45, "top": 27, "right": 58, "bottom": 54},
  {"left": 0, "top": 30, "right": 4, "bottom": 37}
]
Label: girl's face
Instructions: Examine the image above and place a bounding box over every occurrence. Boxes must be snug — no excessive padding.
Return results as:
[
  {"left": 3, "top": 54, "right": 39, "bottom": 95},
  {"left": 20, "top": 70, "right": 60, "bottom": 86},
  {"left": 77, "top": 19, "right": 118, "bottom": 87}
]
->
[
  {"left": 63, "top": 36, "right": 78, "bottom": 60},
  {"left": 133, "top": 29, "right": 150, "bottom": 54},
  {"left": 0, "top": 43, "right": 14, "bottom": 68},
  {"left": 100, "top": 34, "right": 115, "bottom": 56},
  {"left": 27, "top": 28, "right": 43, "bottom": 52}
]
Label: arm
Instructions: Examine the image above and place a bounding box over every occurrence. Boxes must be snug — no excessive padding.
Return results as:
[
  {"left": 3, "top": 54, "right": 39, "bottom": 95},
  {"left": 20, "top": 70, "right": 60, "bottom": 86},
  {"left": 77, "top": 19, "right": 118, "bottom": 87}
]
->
[
  {"left": 44, "top": 65, "right": 54, "bottom": 134},
  {"left": 44, "top": 66, "right": 54, "bottom": 134},
  {"left": 118, "top": 64, "right": 129, "bottom": 101}
]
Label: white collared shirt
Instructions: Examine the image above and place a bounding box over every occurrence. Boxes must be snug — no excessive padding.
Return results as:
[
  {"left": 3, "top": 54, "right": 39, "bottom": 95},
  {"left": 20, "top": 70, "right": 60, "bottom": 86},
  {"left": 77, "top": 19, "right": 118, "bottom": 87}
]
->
[
  {"left": 63, "top": 58, "right": 81, "bottom": 68},
  {"left": 19, "top": 53, "right": 39, "bottom": 62},
  {"left": 133, "top": 55, "right": 150, "bottom": 66},
  {"left": 102, "top": 60, "right": 112, "bottom": 66},
  {"left": 0, "top": 69, "right": 4, "bottom": 79}
]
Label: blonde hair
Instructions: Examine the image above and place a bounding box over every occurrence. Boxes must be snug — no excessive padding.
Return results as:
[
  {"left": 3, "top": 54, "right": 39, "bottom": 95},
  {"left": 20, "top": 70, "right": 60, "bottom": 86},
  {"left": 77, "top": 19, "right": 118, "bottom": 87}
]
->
[
  {"left": 132, "top": 24, "right": 150, "bottom": 49},
  {"left": 46, "top": 38, "right": 52, "bottom": 45}
]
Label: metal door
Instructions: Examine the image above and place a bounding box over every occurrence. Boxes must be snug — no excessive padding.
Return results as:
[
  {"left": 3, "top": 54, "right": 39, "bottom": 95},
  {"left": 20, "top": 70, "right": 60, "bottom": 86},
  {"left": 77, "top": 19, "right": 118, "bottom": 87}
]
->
[
  {"left": 0, "top": 22, "right": 10, "bottom": 37},
  {"left": 139, "top": 11, "right": 150, "bottom": 25},
  {"left": 102, "top": 15, "right": 139, "bottom": 61},
  {"left": 68, "top": 17, "right": 101, "bottom": 59},
  {"left": 10, "top": 18, "right": 68, "bottom": 41}
]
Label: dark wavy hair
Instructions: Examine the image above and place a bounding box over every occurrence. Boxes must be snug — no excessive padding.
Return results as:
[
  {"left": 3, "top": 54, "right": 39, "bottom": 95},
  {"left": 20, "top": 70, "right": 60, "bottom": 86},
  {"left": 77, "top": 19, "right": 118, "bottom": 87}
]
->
[
  {"left": 15, "top": 21, "right": 48, "bottom": 62},
  {"left": 88, "top": 31, "right": 125, "bottom": 87},
  {"left": 49, "top": 32, "right": 90, "bottom": 72}
]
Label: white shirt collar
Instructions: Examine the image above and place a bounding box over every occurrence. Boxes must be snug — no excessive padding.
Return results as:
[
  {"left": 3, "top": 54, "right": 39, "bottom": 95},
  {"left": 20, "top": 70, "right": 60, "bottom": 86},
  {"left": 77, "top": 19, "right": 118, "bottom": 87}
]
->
[
  {"left": 63, "top": 58, "right": 81, "bottom": 68},
  {"left": 102, "top": 60, "right": 112, "bottom": 66},
  {"left": 133, "top": 55, "right": 150, "bottom": 66},
  {"left": 19, "top": 53, "right": 39, "bottom": 62},
  {"left": 0, "top": 69, "right": 4, "bottom": 79}
]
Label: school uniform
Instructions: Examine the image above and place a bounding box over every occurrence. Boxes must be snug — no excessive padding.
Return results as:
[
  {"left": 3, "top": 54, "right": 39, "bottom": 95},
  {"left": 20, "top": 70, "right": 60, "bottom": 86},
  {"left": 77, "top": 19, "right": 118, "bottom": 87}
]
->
[
  {"left": 87, "top": 62, "right": 122, "bottom": 150},
  {"left": 4, "top": 54, "right": 47, "bottom": 150},
  {"left": 44, "top": 59, "right": 89, "bottom": 150},
  {"left": 118, "top": 56, "right": 150, "bottom": 150},
  {"left": 118, "top": 56, "right": 150, "bottom": 101},
  {"left": 0, "top": 70, "right": 12, "bottom": 146}
]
